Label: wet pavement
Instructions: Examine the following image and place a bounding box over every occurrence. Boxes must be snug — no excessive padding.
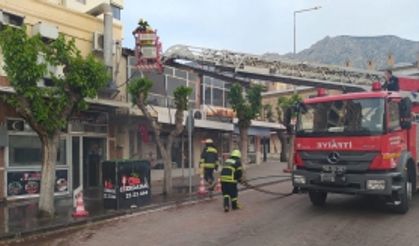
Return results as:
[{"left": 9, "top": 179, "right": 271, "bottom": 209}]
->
[
  {"left": 0, "top": 159, "right": 286, "bottom": 242},
  {"left": 9, "top": 178, "right": 419, "bottom": 246}
]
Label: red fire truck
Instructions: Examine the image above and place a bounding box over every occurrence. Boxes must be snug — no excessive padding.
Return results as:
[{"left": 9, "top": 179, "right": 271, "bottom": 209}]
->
[{"left": 292, "top": 77, "right": 419, "bottom": 213}]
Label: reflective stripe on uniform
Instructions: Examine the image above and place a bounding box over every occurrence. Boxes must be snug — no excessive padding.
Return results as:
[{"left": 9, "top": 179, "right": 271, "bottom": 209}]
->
[
  {"left": 221, "top": 166, "right": 236, "bottom": 183},
  {"left": 201, "top": 163, "right": 216, "bottom": 169},
  {"left": 207, "top": 147, "right": 217, "bottom": 153}
]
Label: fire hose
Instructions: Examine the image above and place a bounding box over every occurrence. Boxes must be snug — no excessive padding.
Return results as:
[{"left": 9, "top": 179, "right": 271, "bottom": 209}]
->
[{"left": 240, "top": 175, "right": 294, "bottom": 197}]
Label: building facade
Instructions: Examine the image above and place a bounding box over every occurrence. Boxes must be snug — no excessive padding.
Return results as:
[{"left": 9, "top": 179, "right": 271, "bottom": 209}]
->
[
  {"left": 0, "top": 0, "right": 124, "bottom": 201},
  {"left": 0, "top": 0, "right": 281, "bottom": 203}
]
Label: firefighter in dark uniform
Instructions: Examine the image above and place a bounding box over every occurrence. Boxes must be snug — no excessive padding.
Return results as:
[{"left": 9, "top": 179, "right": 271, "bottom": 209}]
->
[
  {"left": 221, "top": 149, "right": 243, "bottom": 212},
  {"left": 199, "top": 139, "right": 219, "bottom": 190}
]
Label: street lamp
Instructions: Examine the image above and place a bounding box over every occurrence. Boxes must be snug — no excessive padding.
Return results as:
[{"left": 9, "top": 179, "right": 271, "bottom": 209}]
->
[{"left": 293, "top": 6, "right": 321, "bottom": 55}]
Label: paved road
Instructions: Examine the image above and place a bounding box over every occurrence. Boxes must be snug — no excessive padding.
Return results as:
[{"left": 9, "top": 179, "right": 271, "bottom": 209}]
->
[{"left": 7, "top": 181, "right": 419, "bottom": 246}]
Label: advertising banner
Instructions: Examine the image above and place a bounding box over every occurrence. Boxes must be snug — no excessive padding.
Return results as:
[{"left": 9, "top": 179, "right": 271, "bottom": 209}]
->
[
  {"left": 7, "top": 170, "right": 68, "bottom": 196},
  {"left": 103, "top": 160, "right": 151, "bottom": 210}
]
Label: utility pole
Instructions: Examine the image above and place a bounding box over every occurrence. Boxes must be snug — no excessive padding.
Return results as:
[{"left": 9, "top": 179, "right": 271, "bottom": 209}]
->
[
  {"left": 187, "top": 107, "right": 193, "bottom": 195},
  {"left": 286, "top": 6, "right": 321, "bottom": 173},
  {"left": 293, "top": 6, "right": 321, "bottom": 55}
]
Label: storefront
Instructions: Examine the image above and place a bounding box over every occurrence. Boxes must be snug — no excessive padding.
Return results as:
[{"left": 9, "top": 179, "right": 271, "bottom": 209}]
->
[
  {"left": 4, "top": 117, "right": 70, "bottom": 199},
  {"left": 1, "top": 110, "right": 109, "bottom": 200}
]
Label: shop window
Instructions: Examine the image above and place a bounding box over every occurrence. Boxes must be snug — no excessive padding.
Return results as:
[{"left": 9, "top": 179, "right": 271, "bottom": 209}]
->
[{"left": 9, "top": 135, "right": 66, "bottom": 166}]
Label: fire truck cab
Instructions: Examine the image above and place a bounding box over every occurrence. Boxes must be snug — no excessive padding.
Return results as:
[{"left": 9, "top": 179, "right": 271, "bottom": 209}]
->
[{"left": 292, "top": 81, "right": 418, "bottom": 213}]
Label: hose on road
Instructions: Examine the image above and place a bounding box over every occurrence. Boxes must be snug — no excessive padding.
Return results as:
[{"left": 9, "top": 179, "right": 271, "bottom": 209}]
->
[{"left": 241, "top": 175, "right": 294, "bottom": 197}]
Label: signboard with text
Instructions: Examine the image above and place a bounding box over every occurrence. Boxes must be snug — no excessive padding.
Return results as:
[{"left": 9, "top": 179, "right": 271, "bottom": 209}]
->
[
  {"left": 7, "top": 170, "right": 68, "bottom": 196},
  {"left": 103, "top": 160, "right": 151, "bottom": 210}
]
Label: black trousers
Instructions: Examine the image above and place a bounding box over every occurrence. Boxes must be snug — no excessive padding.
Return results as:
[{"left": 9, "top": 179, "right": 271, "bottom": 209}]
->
[
  {"left": 222, "top": 182, "right": 238, "bottom": 209},
  {"left": 204, "top": 168, "right": 215, "bottom": 189}
]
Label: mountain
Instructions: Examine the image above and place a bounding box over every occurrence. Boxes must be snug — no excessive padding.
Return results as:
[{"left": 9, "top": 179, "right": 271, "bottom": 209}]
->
[{"left": 265, "top": 35, "right": 419, "bottom": 69}]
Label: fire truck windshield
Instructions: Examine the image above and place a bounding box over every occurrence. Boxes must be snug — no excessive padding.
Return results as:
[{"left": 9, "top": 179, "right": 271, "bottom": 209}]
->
[{"left": 296, "top": 98, "right": 385, "bottom": 136}]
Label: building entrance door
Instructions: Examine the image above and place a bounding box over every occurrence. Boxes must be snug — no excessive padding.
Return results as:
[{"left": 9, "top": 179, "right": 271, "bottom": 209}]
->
[{"left": 83, "top": 137, "right": 106, "bottom": 190}]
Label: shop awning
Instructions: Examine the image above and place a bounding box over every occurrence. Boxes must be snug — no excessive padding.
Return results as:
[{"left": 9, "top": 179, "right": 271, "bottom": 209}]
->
[{"left": 234, "top": 126, "right": 271, "bottom": 137}]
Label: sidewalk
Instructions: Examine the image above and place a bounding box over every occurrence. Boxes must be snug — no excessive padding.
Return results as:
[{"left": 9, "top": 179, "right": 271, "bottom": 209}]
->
[{"left": 0, "top": 159, "right": 290, "bottom": 241}]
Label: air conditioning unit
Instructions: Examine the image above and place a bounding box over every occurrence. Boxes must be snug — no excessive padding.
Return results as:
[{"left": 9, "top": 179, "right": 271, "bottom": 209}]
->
[
  {"left": 7, "top": 119, "right": 31, "bottom": 132},
  {"left": 93, "top": 32, "right": 104, "bottom": 52},
  {"left": 92, "top": 32, "right": 116, "bottom": 54},
  {"left": 32, "top": 22, "right": 59, "bottom": 40},
  {"left": 193, "top": 109, "right": 205, "bottom": 120},
  {"left": 36, "top": 54, "right": 65, "bottom": 87},
  {"left": 0, "top": 10, "right": 24, "bottom": 28}
]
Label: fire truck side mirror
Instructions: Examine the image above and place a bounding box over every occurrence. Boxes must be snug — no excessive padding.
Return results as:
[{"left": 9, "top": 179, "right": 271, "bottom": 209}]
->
[{"left": 400, "top": 97, "right": 412, "bottom": 129}]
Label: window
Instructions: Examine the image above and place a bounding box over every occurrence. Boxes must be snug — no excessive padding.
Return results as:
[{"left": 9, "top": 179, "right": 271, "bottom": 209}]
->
[
  {"left": 9, "top": 135, "right": 67, "bottom": 166},
  {"left": 0, "top": 11, "right": 24, "bottom": 28},
  {"left": 388, "top": 101, "right": 401, "bottom": 131},
  {"left": 212, "top": 88, "right": 223, "bottom": 107},
  {"left": 111, "top": 4, "right": 121, "bottom": 20},
  {"left": 297, "top": 98, "right": 385, "bottom": 136},
  {"left": 167, "top": 76, "right": 186, "bottom": 96},
  {"left": 202, "top": 76, "right": 230, "bottom": 107},
  {"left": 144, "top": 72, "right": 165, "bottom": 95}
]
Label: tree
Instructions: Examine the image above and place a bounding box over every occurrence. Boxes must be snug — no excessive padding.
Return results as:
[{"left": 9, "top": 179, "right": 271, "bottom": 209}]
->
[
  {"left": 0, "top": 27, "right": 109, "bottom": 217},
  {"left": 229, "top": 83, "right": 263, "bottom": 165},
  {"left": 276, "top": 93, "right": 302, "bottom": 162},
  {"left": 128, "top": 77, "right": 192, "bottom": 195}
]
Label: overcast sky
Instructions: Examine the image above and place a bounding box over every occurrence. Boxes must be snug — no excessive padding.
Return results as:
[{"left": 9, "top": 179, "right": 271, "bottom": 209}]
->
[{"left": 121, "top": 0, "right": 419, "bottom": 55}]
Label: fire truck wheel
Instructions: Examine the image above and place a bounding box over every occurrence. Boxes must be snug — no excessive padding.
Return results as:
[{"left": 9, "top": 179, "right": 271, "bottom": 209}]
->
[
  {"left": 308, "top": 190, "right": 327, "bottom": 206},
  {"left": 393, "top": 175, "right": 411, "bottom": 214}
]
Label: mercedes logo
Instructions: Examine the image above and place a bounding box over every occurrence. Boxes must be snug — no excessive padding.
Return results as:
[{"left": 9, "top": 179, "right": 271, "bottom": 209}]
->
[{"left": 327, "top": 152, "right": 340, "bottom": 164}]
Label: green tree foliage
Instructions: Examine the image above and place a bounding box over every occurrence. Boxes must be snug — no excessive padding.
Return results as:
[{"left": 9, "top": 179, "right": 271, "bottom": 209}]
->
[
  {"left": 173, "top": 86, "right": 193, "bottom": 110},
  {"left": 229, "top": 83, "right": 263, "bottom": 128},
  {"left": 129, "top": 77, "right": 192, "bottom": 195},
  {"left": 276, "top": 93, "right": 302, "bottom": 162},
  {"left": 276, "top": 93, "right": 302, "bottom": 124},
  {"left": 0, "top": 26, "right": 108, "bottom": 216},
  {"left": 229, "top": 83, "right": 263, "bottom": 165},
  {"left": 128, "top": 76, "right": 153, "bottom": 105}
]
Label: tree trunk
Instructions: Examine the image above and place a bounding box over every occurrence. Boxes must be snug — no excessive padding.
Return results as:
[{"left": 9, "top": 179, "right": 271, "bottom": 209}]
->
[
  {"left": 38, "top": 134, "right": 60, "bottom": 217},
  {"left": 287, "top": 135, "right": 295, "bottom": 170},
  {"left": 136, "top": 97, "right": 185, "bottom": 196},
  {"left": 163, "top": 136, "right": 174, "bottom": 195},
  {"left": 278, "top": 131, "right": 289, "bottom": 162},
  {"left": 239, "top": 125, "right": 249, "bottom": 168}
]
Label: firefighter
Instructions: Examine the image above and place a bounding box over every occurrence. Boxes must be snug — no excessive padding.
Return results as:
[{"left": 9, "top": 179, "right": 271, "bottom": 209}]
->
[
  {"left": 199, "top": 139, "right": 219, "bottom": 191},
  {"left": 221, "top": 149, "right": 243, "bottom": 212}
]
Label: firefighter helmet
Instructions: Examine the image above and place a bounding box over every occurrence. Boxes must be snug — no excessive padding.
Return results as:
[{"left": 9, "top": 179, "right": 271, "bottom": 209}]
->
[
  {"left": 205, "top": 138, "right": 213, "bottom": 144},
  {"left": 231, "top": 149, "right": 241, "bottom": 158}
]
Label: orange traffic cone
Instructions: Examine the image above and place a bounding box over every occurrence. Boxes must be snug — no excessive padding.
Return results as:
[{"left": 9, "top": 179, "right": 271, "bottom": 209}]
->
[
  {"left": 72, "top": 192, "right": 89, "bottom": 217},
  {"left": 197, "top": 175, "right": 208, "bottom": 196},
  {"left": 215, "top": 178, "right": 222, "bottom": 193}
]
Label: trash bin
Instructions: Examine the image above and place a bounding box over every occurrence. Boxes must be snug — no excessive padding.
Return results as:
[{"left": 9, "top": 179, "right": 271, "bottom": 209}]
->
[{"left": 102, "top": 160, "right": 151, "bottom": 210}]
